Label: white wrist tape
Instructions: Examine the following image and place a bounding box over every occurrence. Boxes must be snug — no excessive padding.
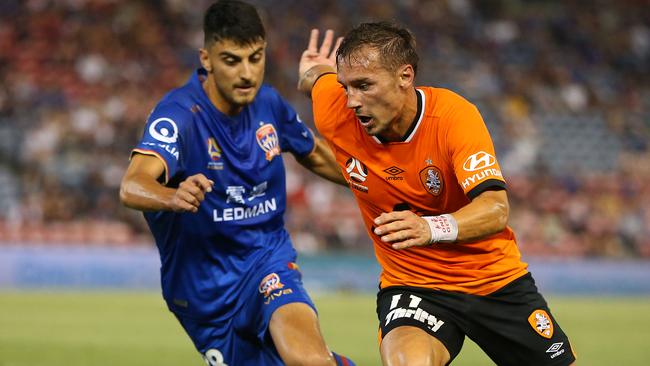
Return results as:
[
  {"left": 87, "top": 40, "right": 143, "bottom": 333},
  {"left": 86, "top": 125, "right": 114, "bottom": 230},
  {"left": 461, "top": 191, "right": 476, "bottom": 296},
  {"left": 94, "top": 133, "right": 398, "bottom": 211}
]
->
[{"left": 423, "top": 214, "right": 458, "bottom": 244}]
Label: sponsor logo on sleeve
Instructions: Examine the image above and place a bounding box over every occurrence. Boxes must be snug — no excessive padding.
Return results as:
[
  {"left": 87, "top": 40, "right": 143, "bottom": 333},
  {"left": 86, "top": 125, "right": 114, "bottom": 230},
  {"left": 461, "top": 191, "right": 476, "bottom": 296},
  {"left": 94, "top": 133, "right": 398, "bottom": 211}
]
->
[
  {"left": 256, "top": 122, "right": 281, "bottom": 161},
  {"left": 419, "top": 166, "right": 443, "bottom": 196},
  {"left": 460, "top": 151, "right": 502, "bottom": 189},
  {"left": 148, "top": 117, "right": 178, "bottom": 143},
  {"left": 462, "top": 151, "right": 495, "bottom": 171},
  {"left": 528, "top": 309, "right": 554, "bottom": 339}
]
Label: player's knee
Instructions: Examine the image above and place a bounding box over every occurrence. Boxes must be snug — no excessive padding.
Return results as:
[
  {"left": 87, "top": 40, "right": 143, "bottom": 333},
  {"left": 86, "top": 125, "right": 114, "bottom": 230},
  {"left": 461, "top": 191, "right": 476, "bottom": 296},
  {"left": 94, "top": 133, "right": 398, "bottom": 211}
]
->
[
  {"left": 381, "top": 349, "right": 444, "bottom": 366},
  {"left": 281, "top": 350, "right": 334, "bottom": 366}
]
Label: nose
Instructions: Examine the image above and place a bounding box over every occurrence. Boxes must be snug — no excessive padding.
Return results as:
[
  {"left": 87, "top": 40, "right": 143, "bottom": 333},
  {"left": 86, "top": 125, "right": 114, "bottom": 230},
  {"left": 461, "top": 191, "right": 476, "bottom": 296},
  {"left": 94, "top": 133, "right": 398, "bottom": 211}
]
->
[
  {"left": 240, "top": 60, "right": 253, "bottom": 80},
  {"left": 346, "top": 89, "right": 361, "bottom": 110}
]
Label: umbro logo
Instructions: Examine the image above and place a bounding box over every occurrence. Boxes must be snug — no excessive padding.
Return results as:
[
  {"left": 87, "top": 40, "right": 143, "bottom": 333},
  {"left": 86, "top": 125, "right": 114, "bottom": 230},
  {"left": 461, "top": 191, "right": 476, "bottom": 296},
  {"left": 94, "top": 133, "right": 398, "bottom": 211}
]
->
[
  {"left": 546, "top": 342, "right": 563, "bottom": 353},
  {"left": 383, "top": 166, "right": 405, "bottom": 181}
]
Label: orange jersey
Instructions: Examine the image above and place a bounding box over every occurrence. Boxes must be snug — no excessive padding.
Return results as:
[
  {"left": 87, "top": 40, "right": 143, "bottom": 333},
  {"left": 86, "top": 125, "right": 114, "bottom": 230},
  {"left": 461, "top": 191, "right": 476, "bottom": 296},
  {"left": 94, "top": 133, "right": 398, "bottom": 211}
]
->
[{"left": 312, "top": 74, "right": 528, "bottom": 295}]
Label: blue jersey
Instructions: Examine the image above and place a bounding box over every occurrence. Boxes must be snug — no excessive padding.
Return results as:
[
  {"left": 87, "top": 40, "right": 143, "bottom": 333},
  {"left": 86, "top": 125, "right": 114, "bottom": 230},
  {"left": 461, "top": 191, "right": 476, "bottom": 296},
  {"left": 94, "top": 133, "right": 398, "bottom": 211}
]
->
[{"left": 133, "top": 69, "right": 315, "bottom": 322}]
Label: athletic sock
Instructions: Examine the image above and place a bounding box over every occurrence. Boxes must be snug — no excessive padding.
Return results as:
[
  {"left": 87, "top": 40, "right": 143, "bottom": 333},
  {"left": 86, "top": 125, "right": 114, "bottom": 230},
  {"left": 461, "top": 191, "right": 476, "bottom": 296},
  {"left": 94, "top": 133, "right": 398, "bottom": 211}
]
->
[{"left": 331, "top": 352, "right": 355, "bottom": 366}]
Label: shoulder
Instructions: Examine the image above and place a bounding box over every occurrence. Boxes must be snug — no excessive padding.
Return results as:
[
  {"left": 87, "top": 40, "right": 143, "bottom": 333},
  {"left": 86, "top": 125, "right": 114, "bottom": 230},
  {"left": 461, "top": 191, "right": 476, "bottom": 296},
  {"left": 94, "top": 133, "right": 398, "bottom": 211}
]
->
[
  {"left": 254, "top": 84, "right": 284, "bottom": 103},
  {"left": 422, "top": 87, "right": 477, "bottom": 116}
]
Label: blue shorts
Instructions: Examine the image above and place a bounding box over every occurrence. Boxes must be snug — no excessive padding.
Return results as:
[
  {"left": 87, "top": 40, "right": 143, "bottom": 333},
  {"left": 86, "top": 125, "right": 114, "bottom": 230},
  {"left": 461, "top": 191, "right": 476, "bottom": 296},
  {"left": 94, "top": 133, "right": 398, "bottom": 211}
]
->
[{"left": 175, "top": 262, "right": 316, "bottom": 365}]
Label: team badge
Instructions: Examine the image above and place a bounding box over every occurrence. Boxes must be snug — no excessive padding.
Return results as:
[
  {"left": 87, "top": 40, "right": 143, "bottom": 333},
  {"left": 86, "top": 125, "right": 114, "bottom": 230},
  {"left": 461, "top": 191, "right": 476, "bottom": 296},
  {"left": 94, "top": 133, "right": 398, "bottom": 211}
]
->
[
  {"left": 207, "top": 138, "right": 224, "bottom": 170},
  {"left": 256, "top": 123, "right": 281, "bottom": 161},
  {"left": 528, "top": 309, "right": 554, "bottom": 339},
  {"left": 258, "top": 273, "right": 284, "bottom": 297},
  {"left": 419, "top": 166, "right": 443, "bottom": 196}
]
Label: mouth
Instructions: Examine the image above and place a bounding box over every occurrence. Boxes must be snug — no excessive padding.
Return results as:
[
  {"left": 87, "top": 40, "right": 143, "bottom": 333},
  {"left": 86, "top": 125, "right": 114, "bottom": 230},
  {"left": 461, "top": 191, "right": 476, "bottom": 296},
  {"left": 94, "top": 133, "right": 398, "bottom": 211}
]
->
[
  {"left": 234, "top": 84, "right": 255, "bottom": 93},
  {"left": 357, "top": 115, "right": 373, "bottom": 126}
]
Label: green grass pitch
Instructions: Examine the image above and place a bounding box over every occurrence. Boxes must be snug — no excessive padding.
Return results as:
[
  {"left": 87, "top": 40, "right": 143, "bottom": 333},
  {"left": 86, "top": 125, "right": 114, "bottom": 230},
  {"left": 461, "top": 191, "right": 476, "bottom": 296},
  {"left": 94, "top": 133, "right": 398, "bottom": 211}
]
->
[{"left": 1, "top": 291, "right": 649, "bottom": 365}]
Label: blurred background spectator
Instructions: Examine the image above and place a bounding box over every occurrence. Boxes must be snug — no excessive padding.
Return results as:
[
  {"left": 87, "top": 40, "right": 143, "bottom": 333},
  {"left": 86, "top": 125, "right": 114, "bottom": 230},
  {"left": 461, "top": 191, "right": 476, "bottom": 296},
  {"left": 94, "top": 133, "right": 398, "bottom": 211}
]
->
[{"left": 0, "top": 0, "right": 648, "bottom": 258}]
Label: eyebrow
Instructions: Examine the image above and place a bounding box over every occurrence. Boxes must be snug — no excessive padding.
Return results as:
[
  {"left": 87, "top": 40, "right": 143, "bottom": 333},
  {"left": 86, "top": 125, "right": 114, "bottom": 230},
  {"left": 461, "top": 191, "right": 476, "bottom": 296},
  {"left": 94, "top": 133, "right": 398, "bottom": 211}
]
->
[{"left": 219, "top": 46, "right": 265, "bottom": 59}]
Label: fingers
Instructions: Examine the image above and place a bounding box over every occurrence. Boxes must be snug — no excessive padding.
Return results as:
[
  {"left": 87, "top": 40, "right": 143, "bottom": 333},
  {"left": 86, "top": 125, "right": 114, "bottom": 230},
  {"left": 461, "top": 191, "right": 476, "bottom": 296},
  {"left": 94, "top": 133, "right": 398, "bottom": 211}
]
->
[
  {"left": 330, "top": 36, "right": 343, "bottom": 61},
  {"left": 374, "top": 211, "right": 411, "bottom": 226},
  {"left": 173, "top": 189, "right": 202, "bottom": 213},
  {"left": 374, "top": 211, "right": 430, "bottom": 249},
  {"left": 319, "top": 29, "right": 335, "bottom": 56},
  {"left": 187, "top": 174, "right": 214, "bottom": 193},
  {"left": 173, "top": 174, "right": 214, "bottom": 213},
  {"left": 308, "top": 29, "right": 319, "bottom": 53}
]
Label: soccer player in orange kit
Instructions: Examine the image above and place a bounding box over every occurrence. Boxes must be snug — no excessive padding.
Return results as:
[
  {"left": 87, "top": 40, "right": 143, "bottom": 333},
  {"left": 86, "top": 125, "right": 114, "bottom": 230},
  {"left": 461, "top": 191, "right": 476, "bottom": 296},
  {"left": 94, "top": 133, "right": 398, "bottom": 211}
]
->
[{"left": 297, "top": 23, "right": 576, "bottom": 366}]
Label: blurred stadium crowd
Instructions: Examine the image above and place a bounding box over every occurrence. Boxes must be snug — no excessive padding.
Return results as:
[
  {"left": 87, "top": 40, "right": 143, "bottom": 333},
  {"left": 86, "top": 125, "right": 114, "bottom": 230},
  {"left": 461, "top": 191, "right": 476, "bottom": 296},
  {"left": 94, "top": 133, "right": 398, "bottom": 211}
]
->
[{"left": 0, "top": 0, "right": 648, "bottom": 258}]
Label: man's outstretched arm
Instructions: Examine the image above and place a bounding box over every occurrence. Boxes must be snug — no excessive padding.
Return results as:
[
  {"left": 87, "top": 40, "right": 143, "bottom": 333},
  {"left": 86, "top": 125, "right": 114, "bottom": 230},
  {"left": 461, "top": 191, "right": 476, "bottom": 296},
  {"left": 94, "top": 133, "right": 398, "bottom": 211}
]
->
[{"left": 296, "top": 136, "right": 347, "bottom": 186}]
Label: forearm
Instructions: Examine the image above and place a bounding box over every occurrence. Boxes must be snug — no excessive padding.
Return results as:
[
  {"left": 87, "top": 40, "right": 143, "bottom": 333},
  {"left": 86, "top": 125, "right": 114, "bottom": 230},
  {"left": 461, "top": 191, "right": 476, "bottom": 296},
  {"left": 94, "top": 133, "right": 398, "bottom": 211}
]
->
[
  {"left": 298, "top": 65, "right": 336, "bottom": 97},
  {"left": 120, "top": 173, "right": 176, "bottom": 212},
  {"left": 300, "top": 160, "right": 347, "bottom": 186},
  {"left": 297, "top": 138, "right": 347, "bottom": 186},
  {"left": 451, "top": 190, "right": 509, "bottom": 242}
]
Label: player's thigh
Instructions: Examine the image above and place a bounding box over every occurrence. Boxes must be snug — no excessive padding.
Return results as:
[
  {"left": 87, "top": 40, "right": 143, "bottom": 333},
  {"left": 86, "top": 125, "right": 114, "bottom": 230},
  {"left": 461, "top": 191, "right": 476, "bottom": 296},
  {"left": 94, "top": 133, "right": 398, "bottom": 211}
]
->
[
  {"left": 269, "top": 302, "right": 333, "bottom": 365},
  {"left": 175, "top": 314, "right": 282, "bottom": 366},
  {"left": 381, "top": 325, "right": 450, "bottom": 366},
  {"left": 376, "top": 286, "right": 465, "bottom": 366},
  {"left": 467, "top": 273, "right": 577, "bottom": 366}
]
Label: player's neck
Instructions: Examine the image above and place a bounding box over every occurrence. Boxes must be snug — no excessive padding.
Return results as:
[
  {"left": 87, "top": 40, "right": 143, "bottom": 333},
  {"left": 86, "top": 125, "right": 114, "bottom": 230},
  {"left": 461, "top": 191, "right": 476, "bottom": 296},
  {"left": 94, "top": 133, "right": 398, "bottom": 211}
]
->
[{"left": 202, "top": 78, "right": 243, "bottom": 116}]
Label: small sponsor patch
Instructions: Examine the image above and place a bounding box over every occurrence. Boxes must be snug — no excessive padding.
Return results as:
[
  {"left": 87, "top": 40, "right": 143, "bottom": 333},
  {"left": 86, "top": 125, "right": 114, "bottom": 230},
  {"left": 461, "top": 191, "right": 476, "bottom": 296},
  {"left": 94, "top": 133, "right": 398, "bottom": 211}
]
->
[
  {"left": 148, "top": 117, "right": 179, "bottom": 143},
  {"left": 462, "top": 151, "right": 495, "bottom": 171},
  {"left": 528, "top": 309, "right": 554, "bottom": 339},
  {"left": 207, "top": 137, "right": 224, "bottom": 170},
  {"left": 258, "top": 273, "right": 284, "bottom": 297}
]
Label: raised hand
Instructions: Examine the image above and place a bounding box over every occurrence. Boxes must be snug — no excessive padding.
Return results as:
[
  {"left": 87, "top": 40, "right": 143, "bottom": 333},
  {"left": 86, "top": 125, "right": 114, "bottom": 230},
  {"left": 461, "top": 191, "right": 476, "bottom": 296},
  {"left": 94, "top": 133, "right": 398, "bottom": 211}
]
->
[
  {"left": 299, "top": 29, "right": 342, "bottom": 76},
  {"left": 170, "top": 174, "right": 214, "bottom": 213}
]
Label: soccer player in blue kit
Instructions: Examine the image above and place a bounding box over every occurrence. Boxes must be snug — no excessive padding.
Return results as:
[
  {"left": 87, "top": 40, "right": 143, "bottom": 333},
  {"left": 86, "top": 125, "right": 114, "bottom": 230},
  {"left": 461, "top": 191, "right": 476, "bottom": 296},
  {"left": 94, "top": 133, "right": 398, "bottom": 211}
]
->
[{"left": 119, "top": 1, "right": 354, "bottom": 365}]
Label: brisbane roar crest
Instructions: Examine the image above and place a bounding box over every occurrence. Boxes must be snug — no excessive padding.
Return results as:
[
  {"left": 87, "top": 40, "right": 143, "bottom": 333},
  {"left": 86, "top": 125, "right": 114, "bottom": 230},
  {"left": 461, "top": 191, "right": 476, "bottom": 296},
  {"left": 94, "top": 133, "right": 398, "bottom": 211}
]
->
[
  {"left": 419, "top": 166, "right": 443, "bottom": 196},
  {"left": 256, "top": 123, "right": 281, "bottom": 161},
  {"left": 528, "top": 309, "right": 554, "bottom": 339}
]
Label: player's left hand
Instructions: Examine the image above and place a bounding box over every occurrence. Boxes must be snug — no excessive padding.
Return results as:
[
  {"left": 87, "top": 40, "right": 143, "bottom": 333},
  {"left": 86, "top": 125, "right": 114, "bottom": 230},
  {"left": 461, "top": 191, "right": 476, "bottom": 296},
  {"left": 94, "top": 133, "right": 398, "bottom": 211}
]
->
[
  {"left": 299, "top": 29, "right": 342, "bottom": 77},
  {"left": 373, "top": 211, "right": 432, "bottom": 250}
]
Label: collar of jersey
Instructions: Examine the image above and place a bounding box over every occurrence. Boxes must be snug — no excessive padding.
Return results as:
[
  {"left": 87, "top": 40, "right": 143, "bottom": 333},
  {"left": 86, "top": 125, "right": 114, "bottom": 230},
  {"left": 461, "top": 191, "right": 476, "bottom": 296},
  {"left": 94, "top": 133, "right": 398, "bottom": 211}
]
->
[{"left": 372, "top": 88, "right": 425, "bottom": 145}]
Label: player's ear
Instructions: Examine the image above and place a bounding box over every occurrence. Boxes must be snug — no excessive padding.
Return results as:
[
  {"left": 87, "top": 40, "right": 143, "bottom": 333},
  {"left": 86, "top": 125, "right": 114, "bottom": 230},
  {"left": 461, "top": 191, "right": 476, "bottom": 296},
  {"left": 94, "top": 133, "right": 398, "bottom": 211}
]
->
[
  {"left": 199, "top": 48, "right": 212, "bottom": 72},
  {"left": 398, "top": 64, "right": 414, "bottom": 89}
]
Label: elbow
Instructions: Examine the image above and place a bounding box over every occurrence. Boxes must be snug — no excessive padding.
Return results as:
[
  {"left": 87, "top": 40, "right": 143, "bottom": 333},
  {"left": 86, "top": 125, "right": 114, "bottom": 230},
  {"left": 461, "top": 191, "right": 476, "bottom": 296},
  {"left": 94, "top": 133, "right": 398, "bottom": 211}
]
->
[{"left": 119, "top": 180, "right": 134, "bottom": 209}]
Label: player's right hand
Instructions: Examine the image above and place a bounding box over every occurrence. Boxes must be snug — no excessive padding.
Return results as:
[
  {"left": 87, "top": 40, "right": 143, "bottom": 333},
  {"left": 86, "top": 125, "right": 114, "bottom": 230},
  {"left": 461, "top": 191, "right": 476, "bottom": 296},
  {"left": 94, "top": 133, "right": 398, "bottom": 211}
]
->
[{"left": 170, "top": 174, "right": 214, "bottom": 213}]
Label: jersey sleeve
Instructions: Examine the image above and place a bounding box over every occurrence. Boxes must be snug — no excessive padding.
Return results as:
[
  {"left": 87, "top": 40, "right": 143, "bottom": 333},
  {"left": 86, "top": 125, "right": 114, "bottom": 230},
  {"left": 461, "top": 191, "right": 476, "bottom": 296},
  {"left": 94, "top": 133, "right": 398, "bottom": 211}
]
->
[
  {"left": 132, "top": 102, "right": 192, "bottom": 184},
  {"left": 446, "top": 99, "right": 507, "bottom": 199},
  {"left": 312, "top": 73, "right": 349, "bottom": 141},
  {"left": 274, "top": 93, "right": 315, "bottom": 158}
]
